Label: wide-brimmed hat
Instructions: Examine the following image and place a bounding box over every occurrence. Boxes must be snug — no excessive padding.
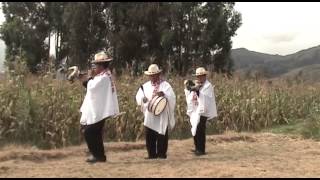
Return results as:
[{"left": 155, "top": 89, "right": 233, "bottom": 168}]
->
[
  {"left": 192, "top": 67, "right": 209, "bottom": 76},
  {"left": 144, "top": 64, "right": 162, "bottom": 75},
  {"left": 91, "top": 51, "right": 112, "bottom": 64}
]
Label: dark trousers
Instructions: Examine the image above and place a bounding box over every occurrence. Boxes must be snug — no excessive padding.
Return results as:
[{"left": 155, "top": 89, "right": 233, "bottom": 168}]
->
[
  {"left": 145, "top": 126, "right": 168, "bottom": 158},
  {"left": 84, "top": 119, "right": 106, "bottom": 160},
  {"left": 193, "top": 116, "right": 207, "bottom": 153}
]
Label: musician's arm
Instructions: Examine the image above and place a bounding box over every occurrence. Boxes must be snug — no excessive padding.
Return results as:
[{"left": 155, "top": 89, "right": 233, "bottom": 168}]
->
[
  {"left": 82, "top": 77, "right": 94, "bottom": 88},
  {"left": 159, "top": 83, "right": 175, "bottom": 100}
]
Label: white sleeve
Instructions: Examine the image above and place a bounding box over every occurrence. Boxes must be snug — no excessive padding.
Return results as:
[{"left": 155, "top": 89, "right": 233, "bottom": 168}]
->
[
  {"left": 87, "top": 76, "right": 108, "bottom": 93},
  {"left": 164, "top": 84, "right": 176, "bottom": 109},
  {"left": 184, "top": 89, "right": 191, "bottom": 102},
  {"left": 162, "top": 82, "right": 176, "bottom": 129},
  {"left": 136, "top": 86, "right": 144, "bottom": 106},
  {"left": 184, "top": 89, "right": 194, "bottom": 116},
  {"left": 198, "top": 85, "right": 217, "bottom": 118}
]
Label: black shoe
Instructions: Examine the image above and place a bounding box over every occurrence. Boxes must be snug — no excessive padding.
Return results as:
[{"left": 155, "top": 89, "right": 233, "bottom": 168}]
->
[
  {"left": 144, "top": 156, "right": 157, "bottom": 160},
  {"left": 157, "top": 155, "right": 167, "bottom": 159},
  {"left": 194, "top": 151, "right": 206, "bottom": 156},
  {"left": 86, "top": 156, "right": 106, "bottom": 163}
]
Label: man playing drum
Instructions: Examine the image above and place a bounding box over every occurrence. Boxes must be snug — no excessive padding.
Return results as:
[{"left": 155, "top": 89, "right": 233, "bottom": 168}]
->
[
  {"left": 80, "top": 51, "right": 120, "bottom": 163},
  {"left": 184, "top": 67, "right": 217, "bottom": 156},
  {"left": 136, "top": 64, "right": 176, "bottom": 159}
]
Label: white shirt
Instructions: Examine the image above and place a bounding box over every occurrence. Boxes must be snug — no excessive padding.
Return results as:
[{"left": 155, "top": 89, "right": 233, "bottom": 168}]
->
[
  {"left": 184, "top": 80, "right": 217, "bottom": 136},
  {"left": 80, "top": 71, "right": 120, "bottom": 125},
  {"left": 136, "top": 80, "right": 176, "bottom": 135}
]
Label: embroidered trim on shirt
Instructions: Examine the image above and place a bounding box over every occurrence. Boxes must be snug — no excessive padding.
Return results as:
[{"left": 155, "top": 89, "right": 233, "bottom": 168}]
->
[
  {"left": 192, "top": 91, "right": 198, "bottom": 106},
  {"left": 151, "top": 79, "right": 162, "bottom": 98},
  {"left": 98, "top": 70, "right": 115, "bottom": 93}
]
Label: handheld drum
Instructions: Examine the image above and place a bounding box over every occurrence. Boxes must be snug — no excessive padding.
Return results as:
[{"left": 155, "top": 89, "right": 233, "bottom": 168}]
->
[{"left": 147, "top": 95, "right": 168, "bottom": 116}]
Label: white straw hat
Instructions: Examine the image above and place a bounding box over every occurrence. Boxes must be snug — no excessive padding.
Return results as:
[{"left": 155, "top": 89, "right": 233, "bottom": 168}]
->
[
  {"left": 91, "top": 51, "right": 112, "bottom": 63},
  {"left": 193, "top": 67, "right": 209, "bottom": 76},
  {"left": 144, "top": 64, "right": 162, "bottom": 75}
]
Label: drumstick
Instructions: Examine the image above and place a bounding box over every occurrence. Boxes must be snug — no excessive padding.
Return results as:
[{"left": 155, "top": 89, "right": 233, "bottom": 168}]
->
[{"left": 140, "top": 85, "right": 146, "bottom": 97}]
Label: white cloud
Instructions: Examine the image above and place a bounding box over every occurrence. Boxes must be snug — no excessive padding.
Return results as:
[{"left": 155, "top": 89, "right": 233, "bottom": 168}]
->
[
  {"left": 262, "top": 32, "right": 298, "bottom": 43},
  {"left": 232, "top": 2, "right": 320, "bottom": 55}
]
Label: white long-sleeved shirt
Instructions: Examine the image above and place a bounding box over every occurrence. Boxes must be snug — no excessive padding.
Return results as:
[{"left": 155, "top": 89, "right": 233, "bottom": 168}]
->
[
  {"left": 136, "top": 80, "right": 176, "bottom": 135},
  {"left": 80, "top": 71, "right": 120, "bottom": 125},
  {"left": 184, "top": 80, "right": 217, "bottom": 136}
]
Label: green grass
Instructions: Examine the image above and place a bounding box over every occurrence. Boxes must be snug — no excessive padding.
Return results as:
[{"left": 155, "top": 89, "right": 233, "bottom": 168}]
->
[
  {"left": 265, "top": 120, "right": 304, "bottom": 135},
  {"left": 265, "top": 114, "right": 320, "bottom": 141}
]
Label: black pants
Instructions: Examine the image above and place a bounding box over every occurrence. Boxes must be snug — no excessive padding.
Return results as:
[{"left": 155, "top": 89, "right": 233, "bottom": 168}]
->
[
  {"left": 193, "top": 116, "right": 207, "bottom": 153},
  {"left": 145, "top": 126, "right": 168, "bottom": 158},
  {"left": 84, "top": 120, "right": 106, "bottom": 160}
]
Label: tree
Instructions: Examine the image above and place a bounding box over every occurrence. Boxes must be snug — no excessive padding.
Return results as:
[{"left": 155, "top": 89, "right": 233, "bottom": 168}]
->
[
  {"left": 1, "top": 2, "right": 50, "bottom": 72},
  {"left": 63, "top": 2, "right": 107, "bottom": 70},
  {"left": 0, "top": 2, "right": 242, "bottom": 76},
  {"left": 199, "top": 2, "right": 241, "bottom": 75}
]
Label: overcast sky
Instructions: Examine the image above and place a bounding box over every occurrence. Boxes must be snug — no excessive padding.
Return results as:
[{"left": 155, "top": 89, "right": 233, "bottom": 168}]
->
[{"left": 232, "top": 2, "right": 320, "bottom": 55}]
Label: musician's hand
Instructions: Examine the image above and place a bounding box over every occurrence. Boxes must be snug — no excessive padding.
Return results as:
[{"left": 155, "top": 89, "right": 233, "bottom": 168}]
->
[
  {"left": 143, "top": 97, "right": 148, "bottom": 103},
  {"left": 190, "top": 85, "right": 200, "bottom": 92},
  {"left": 80, "top": 124, "right": 86, "bottom": 134},
  {"left": 156, "top": 91, "right": 165, "bottom": 97},
  {"left": 79, "top": 74, "right": 88, "bottom": 82}
]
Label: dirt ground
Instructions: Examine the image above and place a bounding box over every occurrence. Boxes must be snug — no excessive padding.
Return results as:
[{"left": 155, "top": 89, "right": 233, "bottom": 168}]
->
[{"left": 0, "top": 132, "right": 320, "bottom": 178}]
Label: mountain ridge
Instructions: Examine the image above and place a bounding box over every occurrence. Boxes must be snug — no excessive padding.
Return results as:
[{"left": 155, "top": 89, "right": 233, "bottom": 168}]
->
[{"left": 231, "top": 45, "right": 320, "bottom": 81}]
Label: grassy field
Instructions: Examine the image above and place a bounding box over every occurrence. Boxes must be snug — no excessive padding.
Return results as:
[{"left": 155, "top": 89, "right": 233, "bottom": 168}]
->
[{"left": 0, "top": 62, "right": 320, "bottom": 149}]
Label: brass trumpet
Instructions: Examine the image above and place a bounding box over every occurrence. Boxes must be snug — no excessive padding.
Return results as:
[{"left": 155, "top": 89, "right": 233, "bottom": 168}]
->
[
  {"left": 67, "top": 66, "right": 88, "bottom": 82},
  {"left": 184, "top": 79, "right": 202, "bottom": 91}
]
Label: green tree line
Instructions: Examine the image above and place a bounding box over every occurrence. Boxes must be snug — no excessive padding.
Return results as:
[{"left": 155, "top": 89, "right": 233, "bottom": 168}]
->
[{"left": 0, "top": 2, "right": 241, "bottom": 76}]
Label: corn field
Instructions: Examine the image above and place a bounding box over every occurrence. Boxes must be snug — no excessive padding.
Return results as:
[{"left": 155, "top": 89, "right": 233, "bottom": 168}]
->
[{"left": 0, "top": 64, "right": 320, "bottom": 149}]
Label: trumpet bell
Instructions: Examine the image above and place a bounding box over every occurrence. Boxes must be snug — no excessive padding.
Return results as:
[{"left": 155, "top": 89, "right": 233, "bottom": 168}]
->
[
  {"left": 67, "top": 66, "right": 80, "bottom": 81},
  {"left": 184, "top": 79, "right": 202, "bottom": 91},
  {"left": 184, "top": 79, "right": 195, "bottom": 91}
]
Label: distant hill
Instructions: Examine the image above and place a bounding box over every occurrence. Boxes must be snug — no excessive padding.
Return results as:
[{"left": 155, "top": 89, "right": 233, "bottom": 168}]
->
[
  {"left": 231, "top": 45, "right": 320, "bottom": 81},
  {"left": 232, "top": 48, "right": 283, "bottom": 70},
  {"left": 281, "top": 64, "right": 320, "bottom": 83}
]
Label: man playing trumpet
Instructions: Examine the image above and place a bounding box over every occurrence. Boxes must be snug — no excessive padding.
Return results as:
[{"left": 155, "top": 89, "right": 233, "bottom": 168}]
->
[
  {"left": 184, "top": 67, "right": 217, "bottom": 156},
  {"left": 135, "top": 64, "right": 176, "bottom": 159},
  {"left": 79, "top": 51, "right": 119, "bottom": 163}
]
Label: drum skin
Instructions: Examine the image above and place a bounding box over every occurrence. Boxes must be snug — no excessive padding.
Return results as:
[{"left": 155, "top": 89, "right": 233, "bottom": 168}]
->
[{"left": 148, "top": 95, "right": 168, "bottom": 116}]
